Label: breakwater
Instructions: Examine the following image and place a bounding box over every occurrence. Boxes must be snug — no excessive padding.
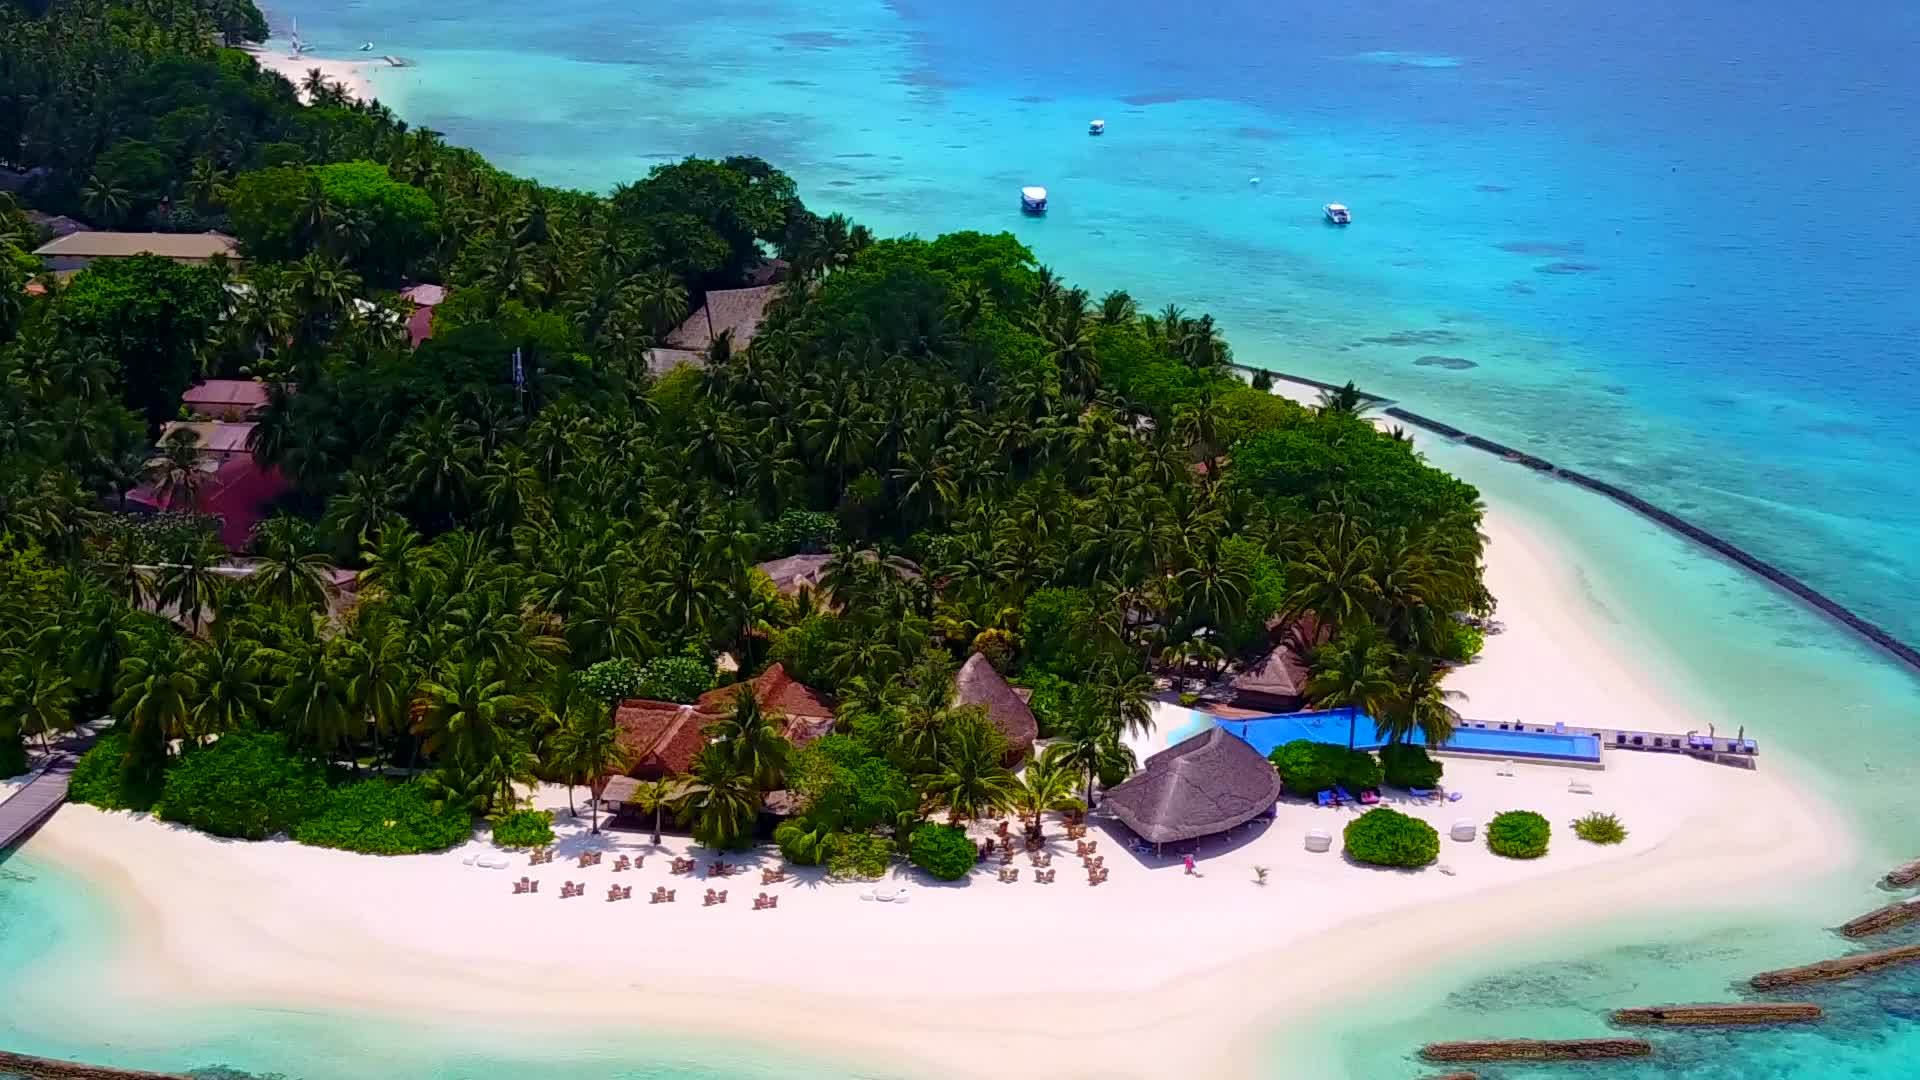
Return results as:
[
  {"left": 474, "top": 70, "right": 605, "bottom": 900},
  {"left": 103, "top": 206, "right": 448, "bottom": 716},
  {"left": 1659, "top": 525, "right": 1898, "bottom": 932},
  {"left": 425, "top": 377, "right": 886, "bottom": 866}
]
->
[
  {"left": 0, "top": 1050, "right": 186, "bottom": 1080},
  {"left": 1235, "top": 364, "right": 1920, "bottom": 675}
]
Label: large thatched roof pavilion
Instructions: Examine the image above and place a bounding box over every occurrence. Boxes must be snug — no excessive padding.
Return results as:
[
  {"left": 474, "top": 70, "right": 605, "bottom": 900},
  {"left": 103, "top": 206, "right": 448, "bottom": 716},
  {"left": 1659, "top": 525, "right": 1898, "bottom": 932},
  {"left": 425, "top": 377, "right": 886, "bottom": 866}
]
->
[
  {"left": 953, "top": 652, "right": 1038, "bottom": 763},
  {"left": 1100, "top": 727, "right": 1281, "bottom": 847}
]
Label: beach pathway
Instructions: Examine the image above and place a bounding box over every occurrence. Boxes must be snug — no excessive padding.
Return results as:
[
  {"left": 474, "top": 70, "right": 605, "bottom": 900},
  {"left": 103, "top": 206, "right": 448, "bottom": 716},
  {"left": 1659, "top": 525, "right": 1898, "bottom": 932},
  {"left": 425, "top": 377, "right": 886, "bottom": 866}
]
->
[{"left": 0, "top": 735, "right": 94, "bottom": 851}]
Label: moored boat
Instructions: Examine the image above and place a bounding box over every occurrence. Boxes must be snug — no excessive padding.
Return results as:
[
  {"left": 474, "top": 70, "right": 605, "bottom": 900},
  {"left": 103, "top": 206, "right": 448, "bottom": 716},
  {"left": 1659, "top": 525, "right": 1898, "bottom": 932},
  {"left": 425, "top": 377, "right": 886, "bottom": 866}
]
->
[
  {"left": 1021, "top": 185, "right": 1048, "bottom": 214},
  {"left": 1324, "top": 202, "right": 1352, "bottom": 225},
  {"left": 1088, "top": 119, "right": 1106, "bottom": 135}
]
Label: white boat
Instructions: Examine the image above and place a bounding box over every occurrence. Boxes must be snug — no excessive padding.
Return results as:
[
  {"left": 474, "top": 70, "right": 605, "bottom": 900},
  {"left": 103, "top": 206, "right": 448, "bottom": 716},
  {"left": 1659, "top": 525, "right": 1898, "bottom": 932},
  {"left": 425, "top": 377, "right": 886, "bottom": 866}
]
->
[
  {"left": 360, "top": 41, "right": 375, "bottom": 52},
  {"left": 1088, "top": 119, "right": 1106, "bottom": 135},
  {"left": 1324, "top": 203, "right": 1352, "bottom": 225},
  {"left": 1021, "top": 185, "right": 1048, "bottom": 214}
]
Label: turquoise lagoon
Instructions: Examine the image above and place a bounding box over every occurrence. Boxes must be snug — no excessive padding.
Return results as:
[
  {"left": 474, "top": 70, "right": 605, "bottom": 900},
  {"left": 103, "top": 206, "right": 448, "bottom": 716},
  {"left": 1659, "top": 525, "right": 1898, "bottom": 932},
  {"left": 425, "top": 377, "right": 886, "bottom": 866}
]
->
[{"left": 6, "top": 0, "right": 1917, "bottom": 1075}]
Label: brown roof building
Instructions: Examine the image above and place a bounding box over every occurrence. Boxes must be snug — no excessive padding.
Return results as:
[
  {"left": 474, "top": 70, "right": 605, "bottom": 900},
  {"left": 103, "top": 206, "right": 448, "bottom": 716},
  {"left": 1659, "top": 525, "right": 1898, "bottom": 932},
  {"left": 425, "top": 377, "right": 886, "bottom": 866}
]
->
[
  {"left": 181, "top": 379, "right": 273, "bottom": 421},
  {"left": 1100, "top": 726, "right": 1282, "bottom": 846},
  {"left": 953, "top": 652, "right": 1038, "bottom": 763},
  {"left": 613, "top": 662, "right": 835, "bottom": 778},
  {"left": 644, "top": 284, "right": 782, "bottom": 376},
  {"left": 1228, "top": 617, "right": 1327, "bottom": 712},
  {"left": 752, "top": 551, "right": 922, "bottom": 599},
  {"left": 34, "top": 231, "right": 239, "bottom": 270}
]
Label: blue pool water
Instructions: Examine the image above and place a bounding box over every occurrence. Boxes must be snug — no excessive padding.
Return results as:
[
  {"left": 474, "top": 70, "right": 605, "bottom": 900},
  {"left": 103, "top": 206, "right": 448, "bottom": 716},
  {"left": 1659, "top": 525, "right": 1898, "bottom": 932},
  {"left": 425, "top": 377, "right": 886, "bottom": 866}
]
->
[{"left": 1215, "top": 709, "right": 1602, "bottom": 763}]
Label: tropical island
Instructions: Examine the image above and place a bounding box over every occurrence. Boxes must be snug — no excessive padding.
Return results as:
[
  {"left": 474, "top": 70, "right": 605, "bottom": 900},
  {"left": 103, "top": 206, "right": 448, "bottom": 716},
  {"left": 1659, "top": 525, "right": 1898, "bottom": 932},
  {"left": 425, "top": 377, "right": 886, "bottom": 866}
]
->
[{"left": 0, "top": 2, "right": 1845, "bottom": 1078}]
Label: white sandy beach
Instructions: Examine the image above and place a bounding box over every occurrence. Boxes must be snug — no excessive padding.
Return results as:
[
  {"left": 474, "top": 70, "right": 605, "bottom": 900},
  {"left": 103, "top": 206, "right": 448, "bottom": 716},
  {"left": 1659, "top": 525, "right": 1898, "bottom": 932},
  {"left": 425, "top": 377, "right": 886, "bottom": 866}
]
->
[
  {"left": 243, "top": 45, "right": 379, "bottom": 104},
  {"left": 20, "top": 486, "right": 1856, "bottom": 1078}
]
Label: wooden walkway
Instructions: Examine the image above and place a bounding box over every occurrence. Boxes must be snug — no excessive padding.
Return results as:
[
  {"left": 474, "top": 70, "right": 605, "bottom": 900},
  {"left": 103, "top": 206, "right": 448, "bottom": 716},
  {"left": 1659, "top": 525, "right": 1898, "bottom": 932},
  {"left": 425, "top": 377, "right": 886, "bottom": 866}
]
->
[{"left": 0, "top": 735, "right": 94, "bottom": 851}]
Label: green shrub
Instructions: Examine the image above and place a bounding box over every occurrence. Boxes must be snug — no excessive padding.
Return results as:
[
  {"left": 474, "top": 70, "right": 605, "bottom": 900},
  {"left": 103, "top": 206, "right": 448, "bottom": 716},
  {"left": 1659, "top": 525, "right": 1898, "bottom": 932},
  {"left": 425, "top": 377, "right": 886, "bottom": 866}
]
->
[
  {"left": 1432, "top": 619, "right": 1486, "bottom": 663},
  {"left": 1012, "top": 672, "right": 1072, "bottom": 738},
  {"left": 637, "top": 655, "right": 713, "bottom": 704},
  {"left": 490, "top": 808, "right": 554, "bottom": 848},
  {"left": 155, "top": 732, "right": 330, "bottom": 839},
  {"left": 294, "top": 779, "right": 474, "bottom": 855},
  {"left": 1572, "top": 811, "right": 1628, "bottom": 845},
  {"left": 1379, "top": 743, "right": 1443, "bottom": 789},
  {"left": 1178, "top": 691, "right": 1200, "bottom": 708},
  {"left": 908, "top": 823, "right": 976, "bottom": 881},
  {"left": 1343, "top": 808, "right": 1439, "bottom": 868},
  {"left": 1269, "top": 739, "right": 1380, "bottom": 796},
  {"left": 579, "top": 657, "right": 644, "bottom": 703},
  {"left": 761, "top": 508, "right": 837, "bottom": 556},
  {"left": 827, "top": 832, "right": 894, "bottom": 880},
  {"left": 67, "top": 733, "right": 162, "bottom": 812},
  {"left": 1487, "top": 810, "right": 1551, "bottom": 859}
]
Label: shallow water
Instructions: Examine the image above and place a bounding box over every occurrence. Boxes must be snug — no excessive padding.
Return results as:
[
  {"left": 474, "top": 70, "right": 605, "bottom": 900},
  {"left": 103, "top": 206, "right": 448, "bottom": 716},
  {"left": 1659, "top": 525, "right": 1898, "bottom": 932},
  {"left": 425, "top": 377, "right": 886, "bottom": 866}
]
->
[{"left": 21, "top": 0, "right": 1918, "bottom": 1074}]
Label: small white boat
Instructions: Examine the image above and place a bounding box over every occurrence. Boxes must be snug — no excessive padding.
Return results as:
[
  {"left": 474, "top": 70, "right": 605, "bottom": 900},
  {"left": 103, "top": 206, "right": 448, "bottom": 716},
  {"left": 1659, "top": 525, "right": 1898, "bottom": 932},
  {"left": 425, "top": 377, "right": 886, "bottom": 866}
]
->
[
  {"left": 1324, "top": 203, "right": 1352, "bottom": 225},
  {"left": 1021, "top": 185, "right": 1049, "bottom": 214},
  {"left": 1088, "top": 119, "right": 1106, "bottom": 136},
  {"left": 359, "top": 41, "right": 375, "bottom": 52}
]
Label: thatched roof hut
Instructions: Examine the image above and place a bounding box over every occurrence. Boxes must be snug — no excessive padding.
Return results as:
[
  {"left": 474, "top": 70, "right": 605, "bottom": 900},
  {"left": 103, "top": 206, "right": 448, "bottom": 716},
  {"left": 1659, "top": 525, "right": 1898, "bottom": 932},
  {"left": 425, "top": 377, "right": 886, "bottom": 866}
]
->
[
  {"left": 1101, "top": 727, "right": 1281, "bottom": 845},
  {"left": 1229, "top": 617, "right": 1326, "bottom": 711},
  {"left": 614, "top": 663, "right": 836, "bottom": 778},
  {"left": 953, "top": 652, "right": 1037, "bottom": 763},
  {"left": 752, "top": 551, "right": 921, "bottom": 599}
]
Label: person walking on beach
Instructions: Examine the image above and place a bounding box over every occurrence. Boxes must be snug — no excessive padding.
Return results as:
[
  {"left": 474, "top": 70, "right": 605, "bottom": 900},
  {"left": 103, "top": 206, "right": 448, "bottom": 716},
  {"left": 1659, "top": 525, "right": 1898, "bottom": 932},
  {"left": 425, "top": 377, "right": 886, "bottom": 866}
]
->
[{"left": 1183, "top": 854, "right": 1196, "bottom": 875}]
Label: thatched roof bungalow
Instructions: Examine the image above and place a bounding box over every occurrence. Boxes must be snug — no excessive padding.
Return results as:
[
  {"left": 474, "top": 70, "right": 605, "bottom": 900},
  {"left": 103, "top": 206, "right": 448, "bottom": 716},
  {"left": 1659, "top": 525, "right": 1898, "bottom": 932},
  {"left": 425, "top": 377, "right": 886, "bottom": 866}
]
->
[
  {"left": 953, "top": 652, "right": 1037, "bottom": 763},
  {"left": 1100, "top": 727, "right": 1281, "bottom": 846},
  {"left": 1229, "top": 617, "right": 1326, "bottom": 711},
  {"left": 752, "top": 550, "right": 922, "bottom": 599},
  {"left": 613, "top": 663, "right": 835, "bottom": 779},
  {"left": 645, "top": 284, "right": 782, "bottom": 375}
]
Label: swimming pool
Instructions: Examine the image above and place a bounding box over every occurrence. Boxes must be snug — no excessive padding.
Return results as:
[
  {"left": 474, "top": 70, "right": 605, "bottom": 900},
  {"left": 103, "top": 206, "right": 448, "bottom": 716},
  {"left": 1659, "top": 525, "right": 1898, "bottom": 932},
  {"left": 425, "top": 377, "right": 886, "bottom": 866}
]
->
[{"left": 1213, "top": 708, "right": 1602, "bottom": 764}]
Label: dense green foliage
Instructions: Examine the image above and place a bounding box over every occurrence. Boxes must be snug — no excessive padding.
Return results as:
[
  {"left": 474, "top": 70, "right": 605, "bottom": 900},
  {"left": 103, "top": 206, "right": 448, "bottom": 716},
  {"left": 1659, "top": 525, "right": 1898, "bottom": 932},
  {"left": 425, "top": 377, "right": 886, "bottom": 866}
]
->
[
  {"left": 1572, "top": 811, "right": 1628, "bottom": 845},
  {"left": 293, "top": 777, "right": 475, "bottom": 854},
  {"left": 68, "top": 734, "right": 163, "bottom": 811},
  {"left": 1, "top": 734, "right": 28, "bottom": 778},
  {"left": 0, "top": 0, "right": 1490, "bottom": 864},
  {"left": 1378, "top": 742, "right": 1443, "bottom": 789},
  {"left": 490, "top": 808, "right": 555, "bottom": 848},
  {"left": 908, "top": 822, "right": 977, "bottom": 881},
  {"left": 1268, "top": 739, "right": 1379, "bottom": 796},
  {"left": 1486, "top": 810, "right": 1551, "bottom": 859},
  {"left": 636, "top": 654, "right": 713, "bottom": 703},
  {"left": 1343, "top": 807, "right": 1440, "bottom": 868},
  {"left": 156, "top": 731, "right": 331, "bottom": 840}
]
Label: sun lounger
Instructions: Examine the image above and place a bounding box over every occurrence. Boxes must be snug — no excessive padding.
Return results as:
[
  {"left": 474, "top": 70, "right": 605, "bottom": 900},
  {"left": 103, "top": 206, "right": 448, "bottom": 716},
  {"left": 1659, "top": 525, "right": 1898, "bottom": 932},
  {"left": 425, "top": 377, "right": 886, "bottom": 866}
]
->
[
  {"left": 1334, "top": 786, "right": 1356, "bottom": 805},
  {"left": 1568, "top": 780, "right": 1594, "bottom": 795},
  {"left": 1359, "top": 790, "right": 1380, "bottom": 805},
  {"left": 1316, "top": 790, "right": 1333, "bottom": 808},
  {"left": 1408, "top": 788, "right": 1437, "bottom": 800}
]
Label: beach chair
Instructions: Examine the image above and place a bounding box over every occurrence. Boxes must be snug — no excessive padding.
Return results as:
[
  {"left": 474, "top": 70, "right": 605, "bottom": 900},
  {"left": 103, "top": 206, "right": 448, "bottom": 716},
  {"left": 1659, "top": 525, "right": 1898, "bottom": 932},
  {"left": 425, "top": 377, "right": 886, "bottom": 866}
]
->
[
  {"left": 1334, "top": 786, "right": 1357, "bottom": 805},
  {"left": 513, "top": 879, "right": 528, "bottom": 895},
  {"left": 1408, "top": 788, "right": 1436, "bottom": 800},
  {"left": 1316, "top": 790, "right": 1333, "bottom": 808},
  {"left": 529, "top": 879, "right": 539, "bottom": 893},
  {"left": 1359, "top": 790, "right": 1380, "bottom": 805},
  {"left": 703, "top": 889, "right": 718, "bottom": 906},
  {"left": 1568, "top": 780, "right": 1594, "bottom": 795}
]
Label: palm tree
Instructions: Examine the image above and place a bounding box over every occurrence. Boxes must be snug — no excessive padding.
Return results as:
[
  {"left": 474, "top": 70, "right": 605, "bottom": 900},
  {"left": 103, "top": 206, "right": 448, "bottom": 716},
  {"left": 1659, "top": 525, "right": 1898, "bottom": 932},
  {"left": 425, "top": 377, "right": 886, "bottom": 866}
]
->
[
  {"left": 547, "top": 704, "right": 633, "bottom": 834},
  {"left": 628, "top": 777, "right": 686, "bottom": 845},
  {"left": 1315, "top": 380, "right": 1376, "bottom": 418},
  {"left": 1304, "top": 626, "right": 1399, "bottom": 747},
  {"left": 187, "top": 629, "right": 268, "bottom": 744},
  {"left": 702, "top": 686, "right": 792, "bottom": 790},
  {"left": 251, "top": 517, "right": 338, "bottom": 611},
  {"left": 146, "top": 427, "right": 214, "bottom": 512},
  {"left": 674, "top": 746, "right": 760, "bottom": 851},
  {"left": 1041, "top": 688, "right": 1137, "bottom": 808},
  {"left": 80, "top": 173, "right": 130, "bottom": 226},
  {"left": 624, "top": 270, "right": 689, "bottom": 338},
  {"left": 1380, "top": 656, "right": 1464, "bottom": 746},
  {"left": 921, "top": 714, "right": 1018, "bottom": 823},
  {"left": 1008, "top": 757, "right": 1080, "bottom": 837},
  {"left": 337, "top": 613, "right": 416, "bottom": 769},
  {"left": 0, "top": 660, "right": 78, "bottom": 753},
  {"left": 413, "top": 658, "right": 536, "bottom": 812},
  {"left": 268, "top": 626, "right": 357, "bottom": 762},
  {"left": 393, "top": 410, "right": 481, "bottom": 523},
  {"left": 156, "top": 538, "right": 228, "bottom": 636},
  {"left": 112, "top": 645, "right": 199, "bottom": 764}
]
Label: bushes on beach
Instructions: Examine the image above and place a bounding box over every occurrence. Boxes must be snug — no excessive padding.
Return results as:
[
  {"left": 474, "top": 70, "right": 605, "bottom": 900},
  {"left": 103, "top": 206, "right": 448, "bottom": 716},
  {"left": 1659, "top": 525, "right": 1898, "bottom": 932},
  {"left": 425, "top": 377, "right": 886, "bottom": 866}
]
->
[
  {"left": 827, "top": 832, "right": 895, "bottom": 880},
  {"left": 908, "top": 823, "right": 976, "bottom": 881},
  {"left": 1343, "top": 808, "right": 1439, "bottom": 868},
  {"left": 156, "top": 732, "right": 331, "bottom": 840},
  {"left": 68, "top": 733, "right": 163, "bottom": 812},
  {"left": 1270, "top": 740, "right": 1381, "bottom": 796},
  {"left": 1487, "top": 810, "right": 1551, "bottom": 859},
  {"left": 1379, "top": 743, "right": 1443, "bottom": 790},
  {"left": 294, "top": 779, "right": 475, "bottom": 855},
  {"left": 490, "top": 808, "right": 555, "bottom": 849},
  {"left": 1572, "top": 811, "right": 1628, "bottom": 845}
]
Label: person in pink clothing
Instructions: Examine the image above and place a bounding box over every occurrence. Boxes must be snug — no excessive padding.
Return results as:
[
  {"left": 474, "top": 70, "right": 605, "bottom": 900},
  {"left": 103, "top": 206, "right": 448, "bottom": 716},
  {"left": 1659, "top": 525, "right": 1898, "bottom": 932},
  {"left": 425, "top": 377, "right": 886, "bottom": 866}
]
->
[{"left": 1183, "top": 854, "right": 1196, "bottom": 875}]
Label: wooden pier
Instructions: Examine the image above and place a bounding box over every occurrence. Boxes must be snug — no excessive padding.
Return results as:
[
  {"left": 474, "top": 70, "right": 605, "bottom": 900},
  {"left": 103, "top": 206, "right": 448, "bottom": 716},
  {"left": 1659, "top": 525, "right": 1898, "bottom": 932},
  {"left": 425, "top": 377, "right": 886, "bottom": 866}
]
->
[{"left": 0, "top": 746, "right": 83, "bottom": 851}]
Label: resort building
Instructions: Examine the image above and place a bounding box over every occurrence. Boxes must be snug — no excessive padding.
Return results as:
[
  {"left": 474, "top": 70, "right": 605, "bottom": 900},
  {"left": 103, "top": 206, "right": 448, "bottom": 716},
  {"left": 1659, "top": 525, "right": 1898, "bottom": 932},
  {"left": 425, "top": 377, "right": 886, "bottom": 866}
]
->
[
  {"left": 181, "top": 379, "right": 273, "bottom": 421},
  {"left": 1099, "top": 726, "right": 1282, "bottom": 850},
  {"left": 1227, "top": 618, "right": 1325, "bottom": 712},
  {"left": 644, "top": 284, "right": 781, "bottom": 375},
  {"left": 33, "top": 230, "right": 239, "bottom": 271},
  {"left": 123, "top": 401, "right": 290, "bottom": 549},
  {"left": 612, "top": 663, "right": 835, "bottom": 780},
  {"left": 752, "top": 550, "right": 922, "bottom": 600},
  {"left": 953, "top": 652, "right": 1038, "bottom": 764},
  {"left": 399, "top": 283, "right": 446, "bottom": 349}
]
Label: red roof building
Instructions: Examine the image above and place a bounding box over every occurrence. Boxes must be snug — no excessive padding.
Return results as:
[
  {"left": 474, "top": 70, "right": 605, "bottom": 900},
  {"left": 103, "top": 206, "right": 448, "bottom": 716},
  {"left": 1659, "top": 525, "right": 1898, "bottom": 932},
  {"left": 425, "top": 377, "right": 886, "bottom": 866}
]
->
[
  {"left": 613, "top": 663, "right": 835, "bottom": 778},
  {"left": 181, "top": 379, "right": 272, "bottom": 421}
]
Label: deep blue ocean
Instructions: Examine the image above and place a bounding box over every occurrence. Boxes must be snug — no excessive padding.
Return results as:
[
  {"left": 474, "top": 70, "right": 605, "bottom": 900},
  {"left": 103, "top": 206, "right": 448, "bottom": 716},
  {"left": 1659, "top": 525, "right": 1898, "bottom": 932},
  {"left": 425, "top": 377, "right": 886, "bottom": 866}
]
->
[{"left": 7, "top": 1, "right": 1917, "bottom": 1076}]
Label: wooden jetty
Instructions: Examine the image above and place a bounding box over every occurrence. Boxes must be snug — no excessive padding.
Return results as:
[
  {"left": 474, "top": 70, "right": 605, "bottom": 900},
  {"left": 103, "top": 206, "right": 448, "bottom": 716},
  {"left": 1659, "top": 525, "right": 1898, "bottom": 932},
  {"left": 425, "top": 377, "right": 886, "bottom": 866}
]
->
[
  {"left": 1841, "top": 897, "right": 1920, "bottom": 938},
  {"left": 0, "top": 1049, "right": 188, "bottom": 1079},
  {"left": 1884, "top": 858, "right": 1920, "bottom": 888},
  {"left": 1421, "top": 1038, "right": 1652, "bottom": 1063},
  {"left": 1751, "top": 943, "right": 1920, "bottom": 989},
  {"left": 0, "top": 752, "right": 80, "bottom": 851},
  {"left": 1612, "top": 1003, "right": 1822, "bottom": 1026}
]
